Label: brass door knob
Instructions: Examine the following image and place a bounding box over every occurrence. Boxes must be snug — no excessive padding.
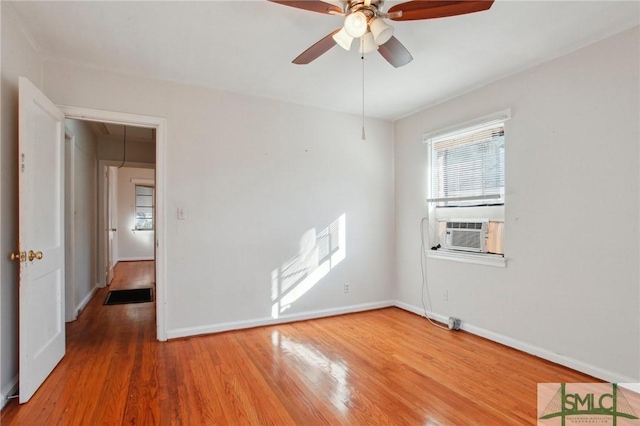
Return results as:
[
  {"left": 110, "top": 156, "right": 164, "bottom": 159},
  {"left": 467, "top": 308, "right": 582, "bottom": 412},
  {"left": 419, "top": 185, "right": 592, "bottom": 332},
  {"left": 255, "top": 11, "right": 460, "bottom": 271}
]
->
[
  {"left": 28, "top": 250, "right": 43, "bottom": 261},
  {"left": 10, "top": 252, "right": 26, "bottom": 262}
]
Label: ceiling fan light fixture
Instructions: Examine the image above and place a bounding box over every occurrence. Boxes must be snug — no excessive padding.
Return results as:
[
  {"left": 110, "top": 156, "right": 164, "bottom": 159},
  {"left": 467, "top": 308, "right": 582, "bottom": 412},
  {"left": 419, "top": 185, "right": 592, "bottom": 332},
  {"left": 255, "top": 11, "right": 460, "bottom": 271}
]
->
[
  {"left": 344, "top": 11, "right": 368, "bottom": 38},
  {"left": 359, "top": 31, "right": 378, "bottom": 54},
  {"left": 332, "top": 27, "right": 354, "bottom": 50},
  {"left": 370, "top": 17, "right": 393, "bottom": 45}
]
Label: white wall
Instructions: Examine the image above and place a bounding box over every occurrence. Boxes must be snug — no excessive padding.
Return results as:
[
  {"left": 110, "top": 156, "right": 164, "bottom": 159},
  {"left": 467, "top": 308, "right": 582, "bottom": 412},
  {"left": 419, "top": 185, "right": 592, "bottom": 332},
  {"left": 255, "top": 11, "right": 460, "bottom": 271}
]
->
[
  {"left": 116, "top": 167, "right": 155, "bottom": 261},
  {"left": 42, "top": 61, "right": 395, "bottom": 336},
  {"left": 0, "top": 3, "right": 43, "bottom": 404},
  {"left": 65, "top": 119, "right": 98, "bottom": 319},
  {"left": 394, "top": 27, "right": 640, "bottom": 382}
]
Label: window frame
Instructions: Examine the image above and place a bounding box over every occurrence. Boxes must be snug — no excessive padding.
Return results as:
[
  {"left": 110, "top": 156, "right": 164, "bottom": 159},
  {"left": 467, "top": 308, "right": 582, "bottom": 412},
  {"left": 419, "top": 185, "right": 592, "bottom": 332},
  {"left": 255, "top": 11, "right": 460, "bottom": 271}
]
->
[{"left": 134, "top": 184, "right": 155, "bottom": 231}]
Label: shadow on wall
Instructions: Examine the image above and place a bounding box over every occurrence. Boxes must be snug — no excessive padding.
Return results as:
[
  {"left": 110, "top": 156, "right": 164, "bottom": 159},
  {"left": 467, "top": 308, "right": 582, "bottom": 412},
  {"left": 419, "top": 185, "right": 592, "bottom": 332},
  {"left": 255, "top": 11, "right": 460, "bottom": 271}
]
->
[{"left": 271, "top": 214, "right": 346, "bottom": 319}]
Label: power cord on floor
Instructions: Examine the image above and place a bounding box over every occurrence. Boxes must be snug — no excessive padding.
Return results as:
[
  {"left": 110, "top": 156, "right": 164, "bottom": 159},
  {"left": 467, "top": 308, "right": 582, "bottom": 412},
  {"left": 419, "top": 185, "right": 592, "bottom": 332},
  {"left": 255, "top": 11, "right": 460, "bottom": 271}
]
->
[{"left": 420, "top": 216, "right": 450, "bottom": 331}]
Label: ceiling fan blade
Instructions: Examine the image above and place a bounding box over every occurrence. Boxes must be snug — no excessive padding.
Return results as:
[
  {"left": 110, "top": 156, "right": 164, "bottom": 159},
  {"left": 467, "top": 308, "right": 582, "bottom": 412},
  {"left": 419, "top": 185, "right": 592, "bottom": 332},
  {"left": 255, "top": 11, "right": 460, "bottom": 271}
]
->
[
  {"left": 378, "top": 36, "right": 413, "bottom": 68},
  {"left": 388, "top": 1, "right": 494, "bottom": 21},
  {"left": 268, "top": 0, "right": 343, "bottom": 15},
  {"left": 293, "top": 30, "right": 340, "bottom": 64}
]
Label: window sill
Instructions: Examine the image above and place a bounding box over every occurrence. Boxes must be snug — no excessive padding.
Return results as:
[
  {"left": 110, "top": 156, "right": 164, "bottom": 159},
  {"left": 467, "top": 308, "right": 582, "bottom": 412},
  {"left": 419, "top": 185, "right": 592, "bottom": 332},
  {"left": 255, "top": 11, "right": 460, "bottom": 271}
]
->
[{"left": 426, "top": 249, "right": 506, "bottom": 268}]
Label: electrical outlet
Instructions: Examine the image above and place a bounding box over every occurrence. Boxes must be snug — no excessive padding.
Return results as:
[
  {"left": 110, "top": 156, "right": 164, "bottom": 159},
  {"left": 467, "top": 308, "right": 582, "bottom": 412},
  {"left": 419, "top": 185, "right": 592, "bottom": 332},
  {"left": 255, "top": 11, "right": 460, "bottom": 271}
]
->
[
  {"left": 344, "top": 283, "right": 350, "bottom": 293},
  {"left": 442, "top": 290, "right": 448, "bottom": 301}
]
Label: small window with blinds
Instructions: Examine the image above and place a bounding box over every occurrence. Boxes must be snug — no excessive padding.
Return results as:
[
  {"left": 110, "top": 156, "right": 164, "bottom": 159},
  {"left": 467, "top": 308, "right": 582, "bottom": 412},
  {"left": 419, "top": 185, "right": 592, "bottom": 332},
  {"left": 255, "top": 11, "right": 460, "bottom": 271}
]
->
[{"left": 428, "top": 121, "right": 505, "bottom": 207}]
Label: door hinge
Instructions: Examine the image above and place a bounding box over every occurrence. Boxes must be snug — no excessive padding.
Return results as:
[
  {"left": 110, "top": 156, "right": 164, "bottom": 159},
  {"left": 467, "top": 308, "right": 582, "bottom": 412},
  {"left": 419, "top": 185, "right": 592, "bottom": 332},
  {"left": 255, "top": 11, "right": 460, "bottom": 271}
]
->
[{"left": 20, "top": 153, "right": 25, "bottom": 173}]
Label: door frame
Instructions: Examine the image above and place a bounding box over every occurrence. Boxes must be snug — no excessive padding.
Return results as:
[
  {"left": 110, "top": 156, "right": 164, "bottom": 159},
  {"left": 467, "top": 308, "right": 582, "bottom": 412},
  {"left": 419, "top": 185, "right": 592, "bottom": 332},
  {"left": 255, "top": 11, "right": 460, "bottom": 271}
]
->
[
  {"left": 64, "top": 128, "right": 77, "bottom": 322},
  {"left": 60, "top": 106, "right": 167, "bottom": 342}
]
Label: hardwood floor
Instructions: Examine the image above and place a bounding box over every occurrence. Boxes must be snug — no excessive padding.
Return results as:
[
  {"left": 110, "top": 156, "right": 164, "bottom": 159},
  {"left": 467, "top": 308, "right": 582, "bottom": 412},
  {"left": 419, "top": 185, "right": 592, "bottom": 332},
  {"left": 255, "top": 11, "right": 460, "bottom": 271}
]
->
[{"left": 2, "top": 261, "right": 604, "bottom": 425}]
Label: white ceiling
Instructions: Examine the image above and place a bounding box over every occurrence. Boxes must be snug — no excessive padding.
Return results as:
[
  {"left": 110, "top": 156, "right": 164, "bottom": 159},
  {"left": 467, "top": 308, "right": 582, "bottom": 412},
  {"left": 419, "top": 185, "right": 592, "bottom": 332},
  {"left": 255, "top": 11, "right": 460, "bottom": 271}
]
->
[{"left": 9, "top": 1, "right": 640, "bottom": 120}]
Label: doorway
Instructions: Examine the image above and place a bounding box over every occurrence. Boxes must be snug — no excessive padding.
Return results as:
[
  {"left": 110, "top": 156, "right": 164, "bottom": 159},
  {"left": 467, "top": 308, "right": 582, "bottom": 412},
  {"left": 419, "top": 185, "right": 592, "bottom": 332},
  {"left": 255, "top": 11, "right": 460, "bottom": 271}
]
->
[
  {"left": 61, "top": 106, "right": 167, "bottom": 341},
  {"left": 65, "top": 120, "right": 157, "bottom": 317}
]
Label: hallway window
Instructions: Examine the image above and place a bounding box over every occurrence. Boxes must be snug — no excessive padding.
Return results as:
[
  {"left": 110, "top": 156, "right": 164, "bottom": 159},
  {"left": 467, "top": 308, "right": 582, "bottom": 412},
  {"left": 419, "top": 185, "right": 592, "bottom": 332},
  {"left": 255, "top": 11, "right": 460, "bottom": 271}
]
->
[{"left": 135, "top": 185, "right": 154, "bottom": 230}]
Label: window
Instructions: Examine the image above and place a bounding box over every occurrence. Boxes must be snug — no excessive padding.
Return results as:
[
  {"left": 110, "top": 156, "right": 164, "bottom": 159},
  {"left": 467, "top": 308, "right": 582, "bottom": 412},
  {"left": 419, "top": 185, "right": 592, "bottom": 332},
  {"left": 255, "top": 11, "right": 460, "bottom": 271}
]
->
[
  {"left": 430, "top": 122, "right": 505, "bottom": 207},
  {"left": 135, "top": 185, "right": 154, "bottom": 230},
  {"left": 424, "top": 110, "right": 510, "bottom": 264}
]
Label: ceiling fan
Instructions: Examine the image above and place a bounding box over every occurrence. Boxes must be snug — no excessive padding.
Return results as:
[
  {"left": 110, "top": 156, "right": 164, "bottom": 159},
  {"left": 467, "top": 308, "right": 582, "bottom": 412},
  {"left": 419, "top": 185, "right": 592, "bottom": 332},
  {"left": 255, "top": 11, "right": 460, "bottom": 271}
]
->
[{"left": 268, "top": 0, "right": 495, "bottom": 67}]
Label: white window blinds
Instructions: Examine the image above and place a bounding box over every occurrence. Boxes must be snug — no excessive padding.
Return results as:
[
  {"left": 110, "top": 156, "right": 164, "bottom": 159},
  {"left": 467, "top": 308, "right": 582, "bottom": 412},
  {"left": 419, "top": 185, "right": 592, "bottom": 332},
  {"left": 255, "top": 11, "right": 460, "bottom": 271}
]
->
[{"left": 428, "top": 121, "right": 505, "bottom": 207}]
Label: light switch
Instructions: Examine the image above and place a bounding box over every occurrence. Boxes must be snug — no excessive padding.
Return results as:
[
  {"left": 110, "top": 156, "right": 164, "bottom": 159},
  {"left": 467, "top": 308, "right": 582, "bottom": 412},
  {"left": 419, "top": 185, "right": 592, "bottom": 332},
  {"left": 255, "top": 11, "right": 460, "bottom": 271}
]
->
[{"left": 177, "top": 207, "right": 187, "bottom": 220}]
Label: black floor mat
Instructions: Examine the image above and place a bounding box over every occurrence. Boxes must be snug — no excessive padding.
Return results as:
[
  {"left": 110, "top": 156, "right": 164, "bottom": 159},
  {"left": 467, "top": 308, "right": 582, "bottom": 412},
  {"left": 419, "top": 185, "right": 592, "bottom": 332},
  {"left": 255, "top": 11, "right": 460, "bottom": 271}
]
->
[{"left": 104, "top": 288, "right": 154, "bottom": 305}]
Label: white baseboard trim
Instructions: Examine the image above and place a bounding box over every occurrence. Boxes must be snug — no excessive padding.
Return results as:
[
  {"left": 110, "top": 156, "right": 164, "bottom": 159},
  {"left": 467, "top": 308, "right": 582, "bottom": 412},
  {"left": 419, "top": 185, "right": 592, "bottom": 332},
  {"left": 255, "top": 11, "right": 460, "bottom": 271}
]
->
[
  {"left": 394, "top": 300, "right": 449, "bottom": 323},
  {"left": 75, "top": 284, "right": 98, "bottom": 317},
  {"left": 394, "top": 301, "right": 638, "bottom": 384},
  {"left": 118, "top": 257, "right": 154, "bottom": 262},
  {"left": 166, "top": 300, "right": 395, "bottom": 340},
  {"left": 1, "top": 376, "right": 18, "bottom": 409}
]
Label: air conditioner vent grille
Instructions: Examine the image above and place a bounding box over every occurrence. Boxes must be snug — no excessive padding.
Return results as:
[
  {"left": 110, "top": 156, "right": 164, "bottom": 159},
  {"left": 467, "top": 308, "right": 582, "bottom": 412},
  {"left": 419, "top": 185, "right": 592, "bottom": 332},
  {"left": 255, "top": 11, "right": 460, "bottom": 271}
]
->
[
  {"left": 451, "top": 231, "right": 481, "bottom": 250},
  {"left": 442, "top": 220, "right": 489, "bottom": 252},
  {"left": 446, "top": 221, "right": 483, "bottom": 230}
]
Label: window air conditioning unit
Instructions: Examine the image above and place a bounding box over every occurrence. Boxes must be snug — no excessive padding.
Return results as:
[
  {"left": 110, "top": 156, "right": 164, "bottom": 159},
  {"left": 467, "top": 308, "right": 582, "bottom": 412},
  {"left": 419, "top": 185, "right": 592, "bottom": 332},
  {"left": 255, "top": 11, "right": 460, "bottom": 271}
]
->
[{"left": 443, "top": 220, "right": 489, "bottom": 253}]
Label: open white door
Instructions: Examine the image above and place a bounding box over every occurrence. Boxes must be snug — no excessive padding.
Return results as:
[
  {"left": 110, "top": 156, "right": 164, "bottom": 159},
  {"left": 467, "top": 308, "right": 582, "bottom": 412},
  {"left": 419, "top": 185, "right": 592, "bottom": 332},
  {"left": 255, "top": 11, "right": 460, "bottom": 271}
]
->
[
  {"left": 17, "top": 77, "right": 66, "bottom": 403},
  {"left": 106, "top": 166, "right": 117, "bottom": 284}
]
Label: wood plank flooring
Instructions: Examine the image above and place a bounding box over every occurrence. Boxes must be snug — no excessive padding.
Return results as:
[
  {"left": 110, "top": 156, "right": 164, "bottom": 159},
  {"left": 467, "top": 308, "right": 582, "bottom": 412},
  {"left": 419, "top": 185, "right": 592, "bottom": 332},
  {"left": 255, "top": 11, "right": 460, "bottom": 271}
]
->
[{"left": 2, "top": 261, "right": 606, "bottom": 425}]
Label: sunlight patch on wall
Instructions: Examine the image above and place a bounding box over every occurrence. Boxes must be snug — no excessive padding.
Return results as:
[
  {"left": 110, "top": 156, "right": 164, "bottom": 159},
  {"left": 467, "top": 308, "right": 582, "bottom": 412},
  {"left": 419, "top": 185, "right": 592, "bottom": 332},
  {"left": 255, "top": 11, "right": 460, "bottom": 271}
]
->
[{"left": 271, "top": 214, "right": 346, "bottom": 319}]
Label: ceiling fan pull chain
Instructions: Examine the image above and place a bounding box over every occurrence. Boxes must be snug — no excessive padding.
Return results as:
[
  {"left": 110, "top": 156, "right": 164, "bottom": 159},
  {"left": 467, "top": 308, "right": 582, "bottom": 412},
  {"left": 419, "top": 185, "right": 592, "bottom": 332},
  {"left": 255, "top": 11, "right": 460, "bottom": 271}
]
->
[{"left": 361, "top": 38, "right": 366, "bottom": 141}]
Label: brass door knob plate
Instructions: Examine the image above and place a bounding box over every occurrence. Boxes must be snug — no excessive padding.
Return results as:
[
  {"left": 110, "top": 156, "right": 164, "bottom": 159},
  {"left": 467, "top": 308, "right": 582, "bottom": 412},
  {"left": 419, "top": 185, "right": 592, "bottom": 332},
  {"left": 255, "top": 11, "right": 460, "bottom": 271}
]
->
[{"left": 10, "top": 252, "right": 26, "bottom": 262}]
